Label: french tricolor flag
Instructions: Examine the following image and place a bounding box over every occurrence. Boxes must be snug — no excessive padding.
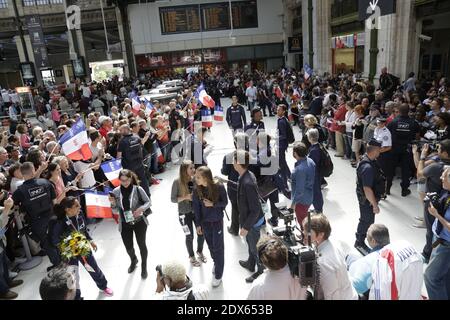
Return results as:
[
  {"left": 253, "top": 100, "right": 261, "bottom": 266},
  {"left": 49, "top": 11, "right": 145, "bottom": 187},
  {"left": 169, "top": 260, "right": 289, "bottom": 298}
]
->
[
  {"left": 214, "top": 106, "right": 224, "bottom": 121},
  {"left": 101, "top": 158, "right": 122, "bottom": 187},
  {"left": 132, "top": 97, "right": 141, "bottom": 115},
  {"left": 154, "top": 142, "right": 165, "bottom": 164},
  {"left": 201, "top": 108, "right": 213, "bottom": 128},
  {"left": 85, "top": 190, "right": 113, "bottom": 219},
  {"left": 195, "top": 83, "right": 215, "bottom": 108},
  {"left": 59, "top": 119, "right": 92, "bottom": 161},
  {"left": 304, "top": 63, "right": 313, "bottom": 81},
  {"left": 145, "top": 98, "right": 154, "bottom": 114}
]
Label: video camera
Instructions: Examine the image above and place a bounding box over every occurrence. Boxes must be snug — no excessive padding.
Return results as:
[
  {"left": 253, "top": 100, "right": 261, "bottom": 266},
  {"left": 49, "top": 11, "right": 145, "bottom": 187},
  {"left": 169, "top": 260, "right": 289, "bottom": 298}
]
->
[{"left": 272, "top": 207, "right": 319, "bottom": 289}]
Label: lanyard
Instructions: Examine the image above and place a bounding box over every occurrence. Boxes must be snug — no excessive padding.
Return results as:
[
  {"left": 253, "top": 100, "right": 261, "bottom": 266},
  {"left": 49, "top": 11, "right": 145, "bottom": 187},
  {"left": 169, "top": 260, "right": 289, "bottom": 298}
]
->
[{"left": 66, "top": 215, "right": 79, "bottom": 232}]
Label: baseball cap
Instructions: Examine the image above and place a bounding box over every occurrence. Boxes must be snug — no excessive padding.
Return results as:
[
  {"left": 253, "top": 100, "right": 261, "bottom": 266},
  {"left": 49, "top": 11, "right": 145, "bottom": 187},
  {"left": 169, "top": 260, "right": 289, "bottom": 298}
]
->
[{"left": 368, "top": 139, "right": 382, "bottom": 147}]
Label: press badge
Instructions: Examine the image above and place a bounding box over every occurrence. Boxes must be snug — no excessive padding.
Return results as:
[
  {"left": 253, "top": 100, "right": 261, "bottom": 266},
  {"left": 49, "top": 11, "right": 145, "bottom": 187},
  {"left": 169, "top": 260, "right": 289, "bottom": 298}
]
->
[
  {"left": 179, "top": 215, "right": 191, "bottom": 236},
  {"left": 124, "top": 210, "right": 134, "bottom": 223}
]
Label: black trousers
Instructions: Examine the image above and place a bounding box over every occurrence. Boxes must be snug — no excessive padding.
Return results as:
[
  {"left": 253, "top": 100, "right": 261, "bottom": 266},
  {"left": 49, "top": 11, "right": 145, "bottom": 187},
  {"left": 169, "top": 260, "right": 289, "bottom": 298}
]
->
[
  {"left": 356, "top": 200, "right": 375, "bottom": 244},
  {"left": 229, "top": 199, "right": 240, "bottom": 234},
  {"left": 133, "top": 166, "right": 151, "bottom": 197},
  {"left": 120, "top": 219, "right": 148, "bottom": 268},
  {"left": 30, "top": 218, "right": 60, "bottom": 266},
  {"left": 422, "top": 200, "right": 436, "bottom": 260},
  {"left": 179, "top": 212, "right": 204, "bottom": 258},
  {"left": 386, "top": 150, "right": 412, "bottom": 191}
]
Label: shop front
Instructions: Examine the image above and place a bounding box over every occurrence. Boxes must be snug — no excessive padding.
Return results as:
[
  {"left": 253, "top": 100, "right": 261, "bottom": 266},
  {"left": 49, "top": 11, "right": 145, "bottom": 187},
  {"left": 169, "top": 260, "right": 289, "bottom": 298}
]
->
[
  {"left": 331, "top": 33, "right": 365, "bottom": 74},
  {"left": 135, "top": 43, "right": 284, "bottom": 76}
]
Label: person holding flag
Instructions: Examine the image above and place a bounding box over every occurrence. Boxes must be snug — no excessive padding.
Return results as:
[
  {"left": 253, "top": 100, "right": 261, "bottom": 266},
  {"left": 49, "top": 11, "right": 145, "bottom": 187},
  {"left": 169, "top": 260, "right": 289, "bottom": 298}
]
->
[{"left": 109, "top": 170, "right": 151, "bottom": 279}]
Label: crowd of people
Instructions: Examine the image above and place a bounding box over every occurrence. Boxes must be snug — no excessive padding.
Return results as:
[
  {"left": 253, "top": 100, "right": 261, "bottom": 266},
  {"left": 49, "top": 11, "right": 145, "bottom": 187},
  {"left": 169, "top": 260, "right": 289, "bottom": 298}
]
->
[{"left": 0, "top": 65, "right": 449, "bottom": 300}]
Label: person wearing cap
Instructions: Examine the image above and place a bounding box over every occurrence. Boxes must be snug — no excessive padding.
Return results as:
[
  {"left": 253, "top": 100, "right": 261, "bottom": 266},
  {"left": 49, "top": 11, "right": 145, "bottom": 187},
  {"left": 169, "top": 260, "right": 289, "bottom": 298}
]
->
[
  {"left": 355, "top": 139, "right": 385, "bottom": 256},
  {"left": 373, "top": 117, "right": 392, "bottom": 195}
]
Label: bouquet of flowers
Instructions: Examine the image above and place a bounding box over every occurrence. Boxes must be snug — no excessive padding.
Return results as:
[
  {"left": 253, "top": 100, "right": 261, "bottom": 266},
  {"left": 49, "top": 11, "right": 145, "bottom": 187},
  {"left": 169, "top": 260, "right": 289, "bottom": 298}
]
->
[{"left": 59, "top": 231, "right": 92, "bottom": 261}]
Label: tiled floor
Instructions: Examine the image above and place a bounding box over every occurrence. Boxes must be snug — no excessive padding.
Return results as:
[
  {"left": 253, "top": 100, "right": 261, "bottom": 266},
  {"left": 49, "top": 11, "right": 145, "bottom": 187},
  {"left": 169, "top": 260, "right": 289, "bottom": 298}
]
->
[{"left": 13, "top": 98, "right": 426, "bottom": 300}]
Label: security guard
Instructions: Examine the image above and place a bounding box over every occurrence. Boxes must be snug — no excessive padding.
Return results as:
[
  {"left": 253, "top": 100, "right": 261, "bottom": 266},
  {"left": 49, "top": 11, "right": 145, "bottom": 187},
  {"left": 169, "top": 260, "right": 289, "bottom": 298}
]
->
[
  {"left": 373, "top": 117, "right": 392, "bottom": 197},
  {"left": 226, "top": 96, "right": 247, "bottom": 134},
  {"left": 12, "top": 162, "right": 60, "bottom": 267},
  {"left": 387, "top": 104, "right": 420, "bottom": 196},
  {"left": 355, "top": 139, "right": 385, "bottom": 256},
  {"left": 117, "top": 124, "right": 151, "bottom": 196}
]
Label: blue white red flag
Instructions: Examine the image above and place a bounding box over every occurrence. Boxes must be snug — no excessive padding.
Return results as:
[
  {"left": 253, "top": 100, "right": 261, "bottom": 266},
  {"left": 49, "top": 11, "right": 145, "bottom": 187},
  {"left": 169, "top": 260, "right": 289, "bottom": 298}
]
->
[{"left": 59, "top": 119, "right": 92, "bottom": 161}]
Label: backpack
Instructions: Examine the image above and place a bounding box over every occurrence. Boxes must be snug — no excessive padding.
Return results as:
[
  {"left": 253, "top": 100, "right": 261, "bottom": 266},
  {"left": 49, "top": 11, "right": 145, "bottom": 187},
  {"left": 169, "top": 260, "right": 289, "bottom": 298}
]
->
[
  {"left": 285, "top": 118, "right": 295, "bottom": 144},
  {"left": 318, "top": 145, "right": 333, "bottom": 178}
]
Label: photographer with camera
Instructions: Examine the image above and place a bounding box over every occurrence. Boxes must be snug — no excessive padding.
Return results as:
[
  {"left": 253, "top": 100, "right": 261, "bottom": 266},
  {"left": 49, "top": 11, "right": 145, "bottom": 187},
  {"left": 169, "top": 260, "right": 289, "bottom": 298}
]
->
[
  {"left": 355, "top": 139, "right": 385, "bottom": 256},
  {"left": 303, "top": 214, "right": 358, "bottom": 300},
  {"left": 416, "top": 139, "right": 450, "bottom": 263},
  {"left": 424, "top": 168, "right": 450, "bottom": 300},
  {"left": 234, "top": 150, "right": 265, "bottom": 283},
  {"left": 247, "top": 236, "right": 307, "bottom": 300},
  {"left": 155, "top": 260, "right": 209, "bottom": 300}
]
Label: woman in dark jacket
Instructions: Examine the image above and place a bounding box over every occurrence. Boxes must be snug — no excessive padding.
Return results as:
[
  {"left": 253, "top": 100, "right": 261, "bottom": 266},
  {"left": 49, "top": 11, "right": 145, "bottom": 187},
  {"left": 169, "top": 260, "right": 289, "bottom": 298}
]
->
[
  {"left": 50, "top": 197, "right": 113, "bottom": 300},
  {"left": 109, "top": 170, "right": 151, "bottom": 279},
  {"left": 193, "top": 166, "right": 228, "bottom": 288}
]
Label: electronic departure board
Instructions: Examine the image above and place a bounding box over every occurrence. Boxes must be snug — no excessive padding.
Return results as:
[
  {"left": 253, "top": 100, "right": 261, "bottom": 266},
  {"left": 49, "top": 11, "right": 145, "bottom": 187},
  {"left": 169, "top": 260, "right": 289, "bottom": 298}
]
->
[
  {"left": 201, "top": 2, "right": 230, "bottom": 31},
  {"left": 160, "top": 5, "right": 201, "bottom": 35},
  {"left": 231, "top": 1, "right": 258, "bottom": 29},
  {"left": 160, "top": 1, "right": 258, "bottom": 35}
]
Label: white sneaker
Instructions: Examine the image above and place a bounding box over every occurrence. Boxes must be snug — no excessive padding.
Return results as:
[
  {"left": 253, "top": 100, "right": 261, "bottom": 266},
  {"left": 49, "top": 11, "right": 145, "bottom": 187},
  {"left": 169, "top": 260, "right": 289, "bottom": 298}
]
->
[
  {"left": 212, "top": 278, "right": 222, "bottom": 288},
  {"left": 9, "top": 271, "right": 18, "bottom": 278}
]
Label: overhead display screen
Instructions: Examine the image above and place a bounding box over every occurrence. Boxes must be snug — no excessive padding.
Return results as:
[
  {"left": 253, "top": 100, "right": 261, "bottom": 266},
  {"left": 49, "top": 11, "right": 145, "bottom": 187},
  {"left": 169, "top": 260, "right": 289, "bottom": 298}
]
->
[
  {"left": 160, "top": 1, "right": 258, "bottom": 35},
  {"left": 160, "top": 5, "right": 201, "bottom": 34}
]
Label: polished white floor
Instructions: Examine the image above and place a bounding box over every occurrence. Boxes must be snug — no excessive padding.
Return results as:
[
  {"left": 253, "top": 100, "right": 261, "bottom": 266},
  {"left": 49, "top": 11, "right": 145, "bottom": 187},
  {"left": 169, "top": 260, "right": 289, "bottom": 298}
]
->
[{"left": 14, "top": 98, "right": 426, "bottom": 300}]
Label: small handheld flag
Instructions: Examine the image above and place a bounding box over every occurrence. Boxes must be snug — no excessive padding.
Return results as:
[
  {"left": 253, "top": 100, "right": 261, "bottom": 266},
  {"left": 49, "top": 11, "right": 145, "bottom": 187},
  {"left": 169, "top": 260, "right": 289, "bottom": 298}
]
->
[
  {"left": 85, "top": 190, "right": 113, "bottom": 219},
  {"left": 101, "top": 158, "right": 122, "bottom": 187},
  {"left": 59, "top": 119, "right": 92, "bottom": 161}
]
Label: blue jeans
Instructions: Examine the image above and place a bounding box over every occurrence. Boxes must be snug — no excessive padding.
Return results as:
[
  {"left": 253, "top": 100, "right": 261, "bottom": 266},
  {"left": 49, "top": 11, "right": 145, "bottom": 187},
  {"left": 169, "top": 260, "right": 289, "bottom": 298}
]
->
[
  {"left": 248, "top": 101, "right": 255, "bottom": 111},
  {"left": 424, "top": 241, "right": 450, "bottom": 300},
  {"left": 246, "top": 225, "right": 263, "bottom": 272},
  {"left": 202, "top": 220, "right": 224, "bottom": 280}
]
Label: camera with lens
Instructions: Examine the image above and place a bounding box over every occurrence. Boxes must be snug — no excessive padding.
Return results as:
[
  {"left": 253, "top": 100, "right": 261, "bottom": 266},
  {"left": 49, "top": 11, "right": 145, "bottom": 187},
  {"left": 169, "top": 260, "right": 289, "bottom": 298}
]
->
[
  {"left": 271, "top": 207, "right": 319, "bottom": 288},
  {"left": 424, "top": 192, "right": 442, "bottom": 210},
  {"left": 412, "top": 140, "right": 438, "bottom": 154}
]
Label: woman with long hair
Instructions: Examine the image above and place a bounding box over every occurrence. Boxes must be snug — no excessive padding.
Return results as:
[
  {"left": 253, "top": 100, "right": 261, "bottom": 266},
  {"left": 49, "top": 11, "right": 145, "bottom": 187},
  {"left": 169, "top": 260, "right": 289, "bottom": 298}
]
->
[
  {"left": 50, "top": 197, "right": 113, "bottom": 300},
  {"left": 45, "top": 163, "right": 75, "bottom": 204},
  {"left": 171, "top": 160, "right": 206, "bottom": 267},
  {"left": 193, "top": 166, "right": 228, "bottom": 288},
  {"left": 109, "top": 170, "right": 151, "bottom": 279}
]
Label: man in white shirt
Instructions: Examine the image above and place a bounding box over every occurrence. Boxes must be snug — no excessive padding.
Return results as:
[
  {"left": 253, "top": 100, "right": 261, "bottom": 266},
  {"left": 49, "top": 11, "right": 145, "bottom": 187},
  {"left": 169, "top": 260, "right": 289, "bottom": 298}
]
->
[
  {"left": 303, "top": 214, "right": 359, "bottom": 300},
  {"left": 247, "top": 236, "right": 307, "bottom": 300},
  {"left": 245, "top": 81, "right": 258, "bottom": 112},
  {"left": 80, "top": 83, "right": 91, "bottom": 99}
]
